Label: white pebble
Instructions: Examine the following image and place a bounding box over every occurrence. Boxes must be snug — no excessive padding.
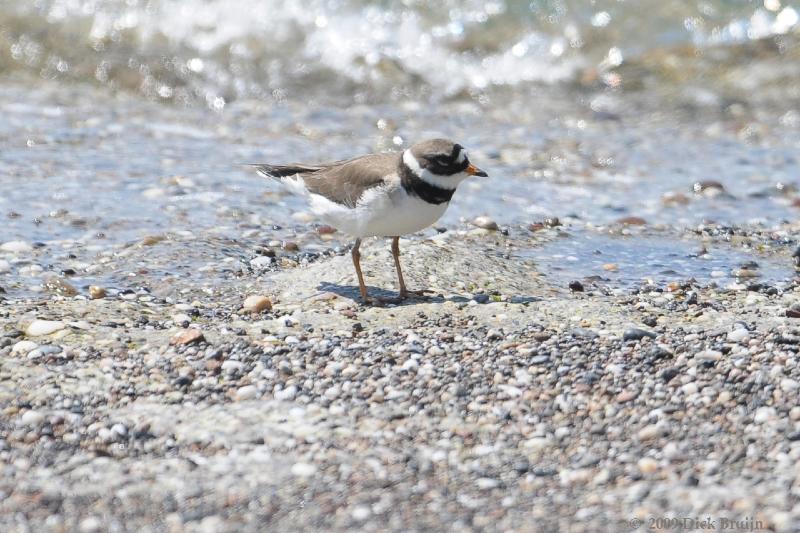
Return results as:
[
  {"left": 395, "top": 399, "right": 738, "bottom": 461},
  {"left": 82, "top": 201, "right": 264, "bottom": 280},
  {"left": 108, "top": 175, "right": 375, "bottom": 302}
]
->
[
  {"left": 20, "top": 410, "right": 45, "bottom": 427},
  {"left": 780, "top": 378, "right": 799, "bottom": 392},
  {"left": 0, "top": 241, "right": 32, "bottom": 253},
  {"left": 79, "top": 516, "right": 103, "bottom": 533},
  {"left": 351, "top": 506, "right": 371, "bottom": 521},
  {"left": 662, "top": 442, "right": 681, "bottom": 460},
  {"left": 12, "top": 340, "right": 39, "bottom": 354},
  {"left": 250, "top": 256, "right": 273, "bottom": 269},
  {"left": 142, "top": 188, "right": 166, "bottom": 199},
  {"left": 275, "top": 385, "right": 297, "bottom": 401},
  {"left": 172, "top": 313, "right": 191, "bottom": 325},
  {"left": 401, "top": 359, "right": 419, "bottom": 372},
  {"left": 98, "top": 428, "right": 115, "bottom": 443},
  {"left": 637, "top": 424, "right": 660, "bottom": 441},
  {"left": 727, "top": 329, "right": 749, "bottom": 343},
  {"left": 291, "top": 462, "right": 317, "bottom": 477},
  {"left": 0, "top": 259, "right": 10, "bottom": 273},
  {"left": 221, "top": 360, "right": 244, "bottom": 374},
  {"left": 26, "top": 320, "right": 65, "bottom": 337},
  {"left": 476, "top": 478, "right": 499, "bottom": 489},
  {"left": 235, "top": 385, "right": 258, "bottom": 401},
  {"left": 681, "top": 382, "right": 699, "bottom": 395},
  {"left": 754, "top": 406, "right": 776, "bottom": 424},
  {"left": 695, "top": 349, "right": 722, "bottom": 361}
]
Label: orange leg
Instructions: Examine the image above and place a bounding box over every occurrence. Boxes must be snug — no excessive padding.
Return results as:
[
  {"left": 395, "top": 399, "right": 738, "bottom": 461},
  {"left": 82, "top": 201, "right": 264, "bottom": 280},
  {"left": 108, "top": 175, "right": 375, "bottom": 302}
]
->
[
  {"left": 351, "top": 238, "right": 370, "bottom": 302},
  {"left": 391, "top": 236, "right": 429, "bottom": 299}
]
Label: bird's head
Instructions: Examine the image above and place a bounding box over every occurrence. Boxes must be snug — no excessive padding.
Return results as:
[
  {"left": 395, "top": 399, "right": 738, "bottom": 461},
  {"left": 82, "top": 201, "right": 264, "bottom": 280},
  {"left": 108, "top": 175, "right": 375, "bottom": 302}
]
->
[{"left": 402, "top": 138, "right": 488, "bottom": 189}]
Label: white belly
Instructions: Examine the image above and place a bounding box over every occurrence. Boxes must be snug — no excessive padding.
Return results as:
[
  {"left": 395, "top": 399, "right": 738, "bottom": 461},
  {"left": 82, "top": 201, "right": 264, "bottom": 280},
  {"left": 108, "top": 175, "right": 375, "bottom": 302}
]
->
[{"left": 309, "top": 184, "right": 449, "bottom": 238}]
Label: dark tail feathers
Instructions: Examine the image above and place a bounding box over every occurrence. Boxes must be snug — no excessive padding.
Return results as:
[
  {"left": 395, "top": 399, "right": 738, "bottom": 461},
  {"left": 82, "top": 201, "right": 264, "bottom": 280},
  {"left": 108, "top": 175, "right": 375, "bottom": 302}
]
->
[{"left": 249, "top": 163, "right": 324, "bottom": 179}]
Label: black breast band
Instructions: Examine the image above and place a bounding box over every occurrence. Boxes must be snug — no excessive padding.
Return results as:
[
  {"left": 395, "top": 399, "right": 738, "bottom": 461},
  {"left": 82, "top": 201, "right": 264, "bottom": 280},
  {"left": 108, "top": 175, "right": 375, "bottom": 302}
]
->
[{"left": 398, "top": 164, "right": 455, "bottom": 205}]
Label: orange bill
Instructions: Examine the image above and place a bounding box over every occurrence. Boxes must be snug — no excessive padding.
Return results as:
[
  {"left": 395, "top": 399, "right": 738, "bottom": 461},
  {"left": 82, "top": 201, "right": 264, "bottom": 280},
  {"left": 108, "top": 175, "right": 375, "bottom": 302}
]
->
[{"left": 466, "top": 163, "right": 488, "bottom": 177}]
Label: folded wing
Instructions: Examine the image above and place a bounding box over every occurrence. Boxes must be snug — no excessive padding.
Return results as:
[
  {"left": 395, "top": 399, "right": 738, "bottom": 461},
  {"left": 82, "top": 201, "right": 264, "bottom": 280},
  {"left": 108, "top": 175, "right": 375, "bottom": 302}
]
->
[{"left": 252, "top": 153, "right": 398, "bottom": 209}]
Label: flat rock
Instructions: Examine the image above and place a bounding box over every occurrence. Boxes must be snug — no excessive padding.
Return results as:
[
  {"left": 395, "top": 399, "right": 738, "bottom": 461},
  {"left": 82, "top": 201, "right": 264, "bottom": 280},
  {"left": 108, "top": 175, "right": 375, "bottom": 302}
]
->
[
  {"left": 26, "top": 320, "right": 65, "bottom": 336},
  {"left": 170, "top": 329, "right": 205, "bottom": 346},
  {"left": 623, "top": 328, "right": 656, "bottom": 341}
]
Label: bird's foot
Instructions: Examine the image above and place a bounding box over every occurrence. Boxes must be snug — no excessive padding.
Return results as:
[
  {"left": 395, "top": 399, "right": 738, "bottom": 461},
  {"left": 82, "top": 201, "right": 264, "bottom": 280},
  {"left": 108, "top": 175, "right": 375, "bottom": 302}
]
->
[
  {"left": 399, "top": 288, "right": 434, "bottom": 300},
  {"left": 359, "top": 289, "right": 433, "bottom": 306}
]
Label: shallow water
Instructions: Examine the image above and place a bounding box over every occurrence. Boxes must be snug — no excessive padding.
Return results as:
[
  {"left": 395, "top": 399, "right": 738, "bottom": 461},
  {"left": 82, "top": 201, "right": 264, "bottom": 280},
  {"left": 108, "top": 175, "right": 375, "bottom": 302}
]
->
[
  {"left": 1, "top": 0, "right": 800, "bottom": 299},
  {"left": 532, "top": 232, "right": 796, "bottom": 290},
  {"left": 1, "top": 77, "right": 800, "bottom": 298}
]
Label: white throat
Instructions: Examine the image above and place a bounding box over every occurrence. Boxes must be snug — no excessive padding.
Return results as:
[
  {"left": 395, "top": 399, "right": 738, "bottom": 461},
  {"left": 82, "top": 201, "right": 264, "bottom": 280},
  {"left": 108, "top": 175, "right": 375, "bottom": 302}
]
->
[{"left": 402, "top": 149, "right": 469, "bottom": 190}]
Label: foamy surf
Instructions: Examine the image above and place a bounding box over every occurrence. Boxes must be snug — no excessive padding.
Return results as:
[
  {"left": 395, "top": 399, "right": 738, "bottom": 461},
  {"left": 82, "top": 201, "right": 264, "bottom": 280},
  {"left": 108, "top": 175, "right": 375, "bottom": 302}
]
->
[{"left": 1, "top": 0, "right": 797, "bottom": 105}]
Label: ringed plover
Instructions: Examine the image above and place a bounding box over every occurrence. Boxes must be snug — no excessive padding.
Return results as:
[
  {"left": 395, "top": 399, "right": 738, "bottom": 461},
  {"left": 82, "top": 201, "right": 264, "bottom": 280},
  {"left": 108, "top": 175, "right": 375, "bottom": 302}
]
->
[{"left": 252, "top": 138, "right": 487, "bottom": 303}]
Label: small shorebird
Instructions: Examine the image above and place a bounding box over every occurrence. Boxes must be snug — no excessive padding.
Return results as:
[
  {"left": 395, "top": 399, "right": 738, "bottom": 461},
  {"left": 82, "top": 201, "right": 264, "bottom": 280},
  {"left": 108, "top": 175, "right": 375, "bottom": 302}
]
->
[{"left": 252, "top": 139, "right": 487, "bottom": 304}]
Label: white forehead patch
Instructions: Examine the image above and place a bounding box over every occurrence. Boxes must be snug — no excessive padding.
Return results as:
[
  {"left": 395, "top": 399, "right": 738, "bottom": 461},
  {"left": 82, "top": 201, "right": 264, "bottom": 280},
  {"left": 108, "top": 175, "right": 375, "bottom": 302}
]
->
[{"left": 455, "top": 148, "right": 467, "bottom": 164}]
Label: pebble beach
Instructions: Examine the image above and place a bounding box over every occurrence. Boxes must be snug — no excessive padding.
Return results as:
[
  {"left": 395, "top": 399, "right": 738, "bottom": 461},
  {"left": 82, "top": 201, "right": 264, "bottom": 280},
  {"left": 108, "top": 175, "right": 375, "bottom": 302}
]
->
[
  {"left": 3, "top": 221, "right": 800, "bottom": 531},
  {"left": 3, "top": 0, "right": 800, "bottom": 531}
]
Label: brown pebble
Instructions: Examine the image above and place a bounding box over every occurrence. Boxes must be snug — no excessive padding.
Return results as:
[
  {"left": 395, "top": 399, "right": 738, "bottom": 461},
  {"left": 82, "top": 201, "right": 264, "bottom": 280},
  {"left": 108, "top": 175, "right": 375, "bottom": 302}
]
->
[
  {"left": 140, "top": 235, "right": 165, "bottom": 246},
  {"left": 616, "top": 389, "right": 639, "bottom": 403},
  {"left": 170, "top": 329, "right": 205, "bottom": 346},
  {"left": 89, "top": 286, "right": 107, "bottom": 300},
  {"left": 666, "top": 282, "right": 681, "bottom": 292},
  {"left": 638, "top": 457, "right": 658, "bottom": 474},
  {"left": 528, "top": 223, "right": 545, "bottom": 232},
  {"left": 786, "top": 308, "right": 800, "bottom": 318},
  {"left": 616, "top": 216, "right": 647, "bottom": 226},
  {"left": 282, "top": 241, "right": 299, "bottom": 251},
  {"left": 243, "top": 295, "right": 272, "bottom": 313},
  {"left": 472, "top": 216, "right": 499, "bottom": 230},
  {"left": 602, "top": 263, "right": 618, "bottom": 272},
  {"left": 662, "top": 192, "right": 690, "bottom": 206},
  {"left": 42, "top": 276, "right": 78, "bottom": 297},
  {"left": 693, "top": 180, "right": 725, "bottom": 193},
  {"left": 316, "top": 225, "right": 337, "bottom": 235},
  {"left": 543, "top": 217, "right": 561, "bottom": 227}
]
